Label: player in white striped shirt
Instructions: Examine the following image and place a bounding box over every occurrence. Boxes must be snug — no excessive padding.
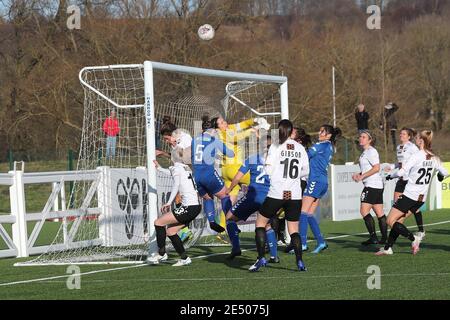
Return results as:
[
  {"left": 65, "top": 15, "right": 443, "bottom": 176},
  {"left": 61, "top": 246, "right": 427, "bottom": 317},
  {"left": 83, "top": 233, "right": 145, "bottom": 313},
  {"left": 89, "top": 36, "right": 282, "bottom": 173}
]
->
[
  {"left": 352, "top": 130, "right": 388, "bottom": 246},
  {"left": 249, "top": 120, "right": 310, "bottom": 272},
  {"left": 147, "top": 150, "right": 202, "bottom": 266},
  {"left": 385, "top": 127, "right": 427, "bottom": 240},
  {"left": 377, "top": 130, "right": 449, "bottom": 256}
]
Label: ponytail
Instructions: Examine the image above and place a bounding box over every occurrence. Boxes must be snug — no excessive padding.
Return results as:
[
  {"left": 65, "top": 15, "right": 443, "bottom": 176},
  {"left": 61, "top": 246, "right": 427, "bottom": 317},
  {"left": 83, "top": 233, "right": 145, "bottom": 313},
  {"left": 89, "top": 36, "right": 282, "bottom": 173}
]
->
[
  {"left": 278, "top": 119, "right": 293, "bottom": 145},
  {"left": 419, "top": 130, "right": 435, "bottom": 157},
  {"left": 293, "top": 127, "right": 312, "bottom": 149},
  {"left": 160, "top": 118, "right": 177, "bottom": 136},
  {"left": 201, "top": 114, "right": 212, "bottom": 132},
  {"left": 210, "top": 117, "right": 220, "bottom": 129},
  {"left": 322, "top": 124, "right": 342, "bottom": 146}
]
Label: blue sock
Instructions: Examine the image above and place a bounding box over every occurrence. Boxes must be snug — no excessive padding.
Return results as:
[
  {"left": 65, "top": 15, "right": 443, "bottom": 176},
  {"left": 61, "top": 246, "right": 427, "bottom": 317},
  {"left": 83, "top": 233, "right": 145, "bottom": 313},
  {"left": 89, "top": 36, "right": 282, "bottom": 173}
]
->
[
  {"left": 203, "top": 199, "right": 216, "bottom": 223},
  {"left": 226, "top": 221, "right": 240, "bottom": 251},
  {"left": 266, "top": 229, "right": 278, "bottom": 258},
  {"left": 300, "top": 212, "right": 309, "bottom": 246},
  {"left": 308, "top": 215, "right": 325, "bottom": 244},
  {"left": 221, "top": 196, "right": 232, "bottom": 215}
]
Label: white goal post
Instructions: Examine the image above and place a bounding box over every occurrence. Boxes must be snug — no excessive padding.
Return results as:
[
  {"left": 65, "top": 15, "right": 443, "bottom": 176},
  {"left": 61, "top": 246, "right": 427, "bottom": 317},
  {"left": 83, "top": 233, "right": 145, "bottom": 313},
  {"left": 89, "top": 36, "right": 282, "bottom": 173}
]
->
[{"left": 16, "top": 61, "right": 288, "bottom": 266}]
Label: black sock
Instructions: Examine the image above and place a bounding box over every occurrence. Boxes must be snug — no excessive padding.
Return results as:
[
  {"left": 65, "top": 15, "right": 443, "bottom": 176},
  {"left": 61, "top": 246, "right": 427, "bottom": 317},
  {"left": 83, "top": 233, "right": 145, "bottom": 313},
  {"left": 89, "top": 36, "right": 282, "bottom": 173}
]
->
[
  {"left": 279, "top": 218, "right": 286, "bottom": 239},
  {"left": 290, "top": 232, "right": 303, "bottom": 262},
  {"left": 155, "top": 225, "right": 167, "bottom": 256},
  {"left": 414, "top": 211, "right": 424, "bottom": 233},
  {"left": 271, "top": 218, "right": 280, "bottom": 239},
  {"left": 393, "top": 222, "right": 415, "bottom": 242},
  {"left": 255, "top": 227, "right": 267, "bottom": 259},
  {"left": 168, "top": 234, "right": 188, "bottom": 260},
  {"left": 384, "top": 228, "right": 400, "bottom": 250},
  {"left": 363, "top": 214, "right": 377, "bottom": 238},
  {"left": 378, "top": 215, "right": 388, "bottom": 240}
]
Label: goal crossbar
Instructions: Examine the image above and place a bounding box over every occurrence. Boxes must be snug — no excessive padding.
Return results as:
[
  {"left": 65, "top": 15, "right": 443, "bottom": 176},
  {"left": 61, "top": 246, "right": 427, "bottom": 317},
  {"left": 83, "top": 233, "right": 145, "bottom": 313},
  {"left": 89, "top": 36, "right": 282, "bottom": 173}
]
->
[{"left": 79, "top": 61, "right": 288, "bottom": 110}]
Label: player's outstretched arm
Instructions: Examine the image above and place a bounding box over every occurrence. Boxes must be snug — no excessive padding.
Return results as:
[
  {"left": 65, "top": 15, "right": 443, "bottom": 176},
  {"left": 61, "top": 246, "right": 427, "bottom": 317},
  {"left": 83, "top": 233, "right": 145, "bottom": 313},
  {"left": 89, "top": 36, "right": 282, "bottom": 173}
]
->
[
  {"left": 216, "top": 138, "right": 235, "bottom": 158},
  {"left": 391, "top": 153, "right": 418, "bottom": 179},
  {"left": 233, "top": 127, "right": 257, "bottom": 142},
  {"left": 361, "top": 164, "right": 381, "bottom": 181},
  {"left": 165, "top": 170, "right": 181, "bottom": 208},
  {"left": 228, "top": 171, "right": 245, "bottom": 194},
  {"left": 437, "top": 165, "right": 449, "bottom": 182},
  {"left": 237, "top": 118, "right": 256, "bottom": 130},
  {"left": 264, "top": 145, "right": 277, "bottom": 177},
  {"left": 300, "top": 147, "right": 310, "bottom": 179},
  {"left": 154, "top": 160, "right": 171, "bottom": 175}
]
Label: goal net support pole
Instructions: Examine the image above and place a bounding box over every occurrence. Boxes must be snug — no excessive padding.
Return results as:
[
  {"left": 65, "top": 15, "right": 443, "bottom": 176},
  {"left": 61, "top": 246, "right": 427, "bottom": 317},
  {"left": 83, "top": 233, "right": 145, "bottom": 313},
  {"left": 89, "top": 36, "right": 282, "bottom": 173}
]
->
[{"left": 143, "top": 62, "right": 158, "bottom": 255}]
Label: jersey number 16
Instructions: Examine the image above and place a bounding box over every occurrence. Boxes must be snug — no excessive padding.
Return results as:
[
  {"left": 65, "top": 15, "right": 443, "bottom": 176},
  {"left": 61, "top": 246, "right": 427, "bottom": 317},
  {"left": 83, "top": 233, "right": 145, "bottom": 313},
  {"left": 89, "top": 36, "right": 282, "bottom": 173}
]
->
[{"left": 281, "top": 158, "right": 300, "bottom": 179}]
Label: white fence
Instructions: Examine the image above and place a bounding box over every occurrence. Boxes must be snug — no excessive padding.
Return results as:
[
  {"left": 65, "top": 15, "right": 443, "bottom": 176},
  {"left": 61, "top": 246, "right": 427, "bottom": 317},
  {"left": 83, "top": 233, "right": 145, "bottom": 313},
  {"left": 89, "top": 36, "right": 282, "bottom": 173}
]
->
[{"left": 0, "top": 166, "right": 101, "bottom": 259}]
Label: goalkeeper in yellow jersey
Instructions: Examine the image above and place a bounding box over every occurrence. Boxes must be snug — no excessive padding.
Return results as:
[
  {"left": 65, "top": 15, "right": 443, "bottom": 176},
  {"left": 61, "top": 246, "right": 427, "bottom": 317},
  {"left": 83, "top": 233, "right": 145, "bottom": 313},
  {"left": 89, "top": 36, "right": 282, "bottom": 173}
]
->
[{"left": 209, "top": 116, "right": 271, "bottom": 204}]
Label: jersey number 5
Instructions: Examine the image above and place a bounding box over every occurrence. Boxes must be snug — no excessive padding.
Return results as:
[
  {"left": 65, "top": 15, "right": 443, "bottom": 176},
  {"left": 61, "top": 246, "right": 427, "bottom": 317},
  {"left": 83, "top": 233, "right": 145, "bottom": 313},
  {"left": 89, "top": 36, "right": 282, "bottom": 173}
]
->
[
  {"left": 195, "top": 144, "right": 204, "bottom": 163},
  {"left": 416, "top": 168, "right": 433, "bottom": 185},
  {"left": 281, "top": 158, "right": 299, "bottom": 179}
]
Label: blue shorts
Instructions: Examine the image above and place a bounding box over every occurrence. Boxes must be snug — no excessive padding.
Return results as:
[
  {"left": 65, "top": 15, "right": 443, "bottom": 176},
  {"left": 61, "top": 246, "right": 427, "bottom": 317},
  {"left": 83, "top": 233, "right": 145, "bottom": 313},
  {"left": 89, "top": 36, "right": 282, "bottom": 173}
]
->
[
  {"left": 194, "top": 169, "right": 225, "bottom": 197},
  {"left": 304, "top": 180, "right": 328, "bottom": 199},
  {"left": 230, "top": 192, "right": 265, "bottom": 221}
]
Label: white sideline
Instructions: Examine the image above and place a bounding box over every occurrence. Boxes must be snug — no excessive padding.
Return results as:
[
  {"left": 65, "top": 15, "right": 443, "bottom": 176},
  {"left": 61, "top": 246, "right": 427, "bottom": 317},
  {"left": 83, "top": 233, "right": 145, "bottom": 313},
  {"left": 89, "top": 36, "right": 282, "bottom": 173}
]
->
[
  {"left": 0, "top": 265, "right": 145, "bottom": 287},
  {"left": 1, "top": 219, "right": 450, "bottom": 288},
  {"left": 23, "top": 272, "right": 450, "bottom": 284}
]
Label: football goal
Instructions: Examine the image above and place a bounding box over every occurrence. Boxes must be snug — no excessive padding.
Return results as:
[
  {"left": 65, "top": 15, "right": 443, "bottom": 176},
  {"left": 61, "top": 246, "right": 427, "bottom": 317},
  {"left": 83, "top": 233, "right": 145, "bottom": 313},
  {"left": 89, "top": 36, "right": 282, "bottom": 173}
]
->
[{"left": 16, "top": 61, "right": 288, "bottom": 266}]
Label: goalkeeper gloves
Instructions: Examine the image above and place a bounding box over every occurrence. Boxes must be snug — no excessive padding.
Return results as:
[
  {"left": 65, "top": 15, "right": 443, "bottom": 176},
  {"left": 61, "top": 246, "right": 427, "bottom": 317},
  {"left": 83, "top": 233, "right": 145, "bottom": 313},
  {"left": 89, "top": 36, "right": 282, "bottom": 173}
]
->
[
  {"left": 437, "top": 172, "right": 445, "bottom": 182},
  {"left": 254, "top": 117, "right": 271, "bottom": 131},
  {"left": 385, "top": 175, "right": 394, "bottom": 181}
]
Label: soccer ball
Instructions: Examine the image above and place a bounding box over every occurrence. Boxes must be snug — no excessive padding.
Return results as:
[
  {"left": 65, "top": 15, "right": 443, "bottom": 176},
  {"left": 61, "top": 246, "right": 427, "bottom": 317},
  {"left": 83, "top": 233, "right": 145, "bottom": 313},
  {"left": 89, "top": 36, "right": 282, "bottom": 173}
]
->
[{"left": 198, "top": 24, "right": 215, "bottom": 41}]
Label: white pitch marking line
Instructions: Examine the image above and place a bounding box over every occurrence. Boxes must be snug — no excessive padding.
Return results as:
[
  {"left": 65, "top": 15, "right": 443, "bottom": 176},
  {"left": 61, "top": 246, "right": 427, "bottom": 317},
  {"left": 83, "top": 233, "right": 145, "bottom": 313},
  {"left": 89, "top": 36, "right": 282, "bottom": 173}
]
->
[
  {"left": 7, "top": 273, "right": 450, "bottom": 285},
  {"left": 0, "top": 264, "right": 145, "bottom": 287},
  {"left": 2, "top": 219, "right": 450, "bottom": 287}
]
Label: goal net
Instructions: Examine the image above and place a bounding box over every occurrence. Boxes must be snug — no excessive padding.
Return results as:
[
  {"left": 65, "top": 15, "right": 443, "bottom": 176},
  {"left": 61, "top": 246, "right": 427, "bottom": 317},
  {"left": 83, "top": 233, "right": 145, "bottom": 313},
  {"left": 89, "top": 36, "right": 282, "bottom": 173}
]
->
[{"left": 17, "top": 62, "right": 288, "bottom": 265}]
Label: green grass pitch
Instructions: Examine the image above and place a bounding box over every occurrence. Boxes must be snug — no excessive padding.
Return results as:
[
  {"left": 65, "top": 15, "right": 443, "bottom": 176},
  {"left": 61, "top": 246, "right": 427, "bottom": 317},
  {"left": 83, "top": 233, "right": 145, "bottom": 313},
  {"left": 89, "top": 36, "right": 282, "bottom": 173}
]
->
[{"left": 0, "top": 209, "right": 449, "bottom": 300}]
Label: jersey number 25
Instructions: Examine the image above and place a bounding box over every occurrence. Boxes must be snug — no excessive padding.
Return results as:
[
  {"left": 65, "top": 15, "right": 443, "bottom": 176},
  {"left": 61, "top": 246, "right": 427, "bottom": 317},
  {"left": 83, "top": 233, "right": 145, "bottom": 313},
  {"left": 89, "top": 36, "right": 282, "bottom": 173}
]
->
[{"left": 416, "top": 168, "right": 433, "bottom": 185}]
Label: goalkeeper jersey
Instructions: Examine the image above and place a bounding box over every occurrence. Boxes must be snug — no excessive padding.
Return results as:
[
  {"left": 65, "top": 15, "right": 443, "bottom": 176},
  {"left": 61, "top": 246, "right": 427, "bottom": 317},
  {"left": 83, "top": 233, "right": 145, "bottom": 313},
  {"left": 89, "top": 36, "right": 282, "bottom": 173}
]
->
[{"left": 218, "top": 119, "right": 256, "bottom": 166}]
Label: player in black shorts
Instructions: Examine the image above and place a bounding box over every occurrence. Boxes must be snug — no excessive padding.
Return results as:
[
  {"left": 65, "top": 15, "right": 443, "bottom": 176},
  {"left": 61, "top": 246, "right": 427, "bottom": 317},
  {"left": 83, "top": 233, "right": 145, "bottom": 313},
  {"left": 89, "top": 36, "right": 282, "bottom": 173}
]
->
[
  {"left": 147, "top": 158, "right": 201, "bottom": 266},
  {"left": 249, "top": 120, "right": 310, "bottom": 272},
  {"left": 377, "top": 130, "right": 448, "bottom": 255},
  {"left": 352, "top": 131, "right": 388, "bottom": 246},
  {"left": 284, "top": 127, "right": 311, "bottom": 253},
  {"left": 385, "top": 128, "right": 427, "bottom": 240}
]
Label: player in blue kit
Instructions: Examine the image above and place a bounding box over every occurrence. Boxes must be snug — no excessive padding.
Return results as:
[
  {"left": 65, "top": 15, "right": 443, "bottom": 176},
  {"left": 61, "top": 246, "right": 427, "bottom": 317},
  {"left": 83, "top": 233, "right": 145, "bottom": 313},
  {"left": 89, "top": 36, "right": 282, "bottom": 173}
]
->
[
  {"left": 191, "top": 116, "right": 235, "bottom": 233},
  {"left": 224, "top": 136, "right": 276, "bottom": 261},
  {"left": 300, "top": 125, "right": 341, "bottom": 253}
]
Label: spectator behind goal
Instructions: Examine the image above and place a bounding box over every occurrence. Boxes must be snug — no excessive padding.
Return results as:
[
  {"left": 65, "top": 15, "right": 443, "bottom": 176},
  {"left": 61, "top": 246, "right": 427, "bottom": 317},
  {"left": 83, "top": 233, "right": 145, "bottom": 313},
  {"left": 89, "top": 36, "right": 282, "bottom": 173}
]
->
[{"left": 102, "top": 110, "right": 120, "bottom": 158}]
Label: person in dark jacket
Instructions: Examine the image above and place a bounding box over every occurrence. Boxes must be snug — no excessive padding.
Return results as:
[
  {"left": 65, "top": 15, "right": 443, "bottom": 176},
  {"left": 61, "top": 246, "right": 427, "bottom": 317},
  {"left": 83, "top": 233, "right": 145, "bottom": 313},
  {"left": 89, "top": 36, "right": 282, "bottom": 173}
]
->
[
  {"left": 379, "top": 102, "right": 399, "bottom": 152},
  {"left": 355, "top": 104, "right": 369, "bottom": 134}
]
